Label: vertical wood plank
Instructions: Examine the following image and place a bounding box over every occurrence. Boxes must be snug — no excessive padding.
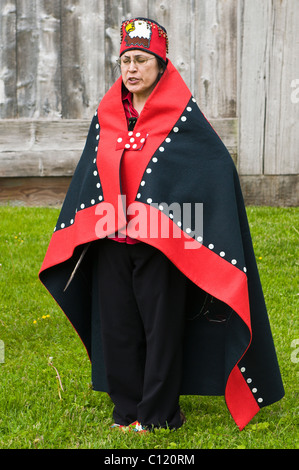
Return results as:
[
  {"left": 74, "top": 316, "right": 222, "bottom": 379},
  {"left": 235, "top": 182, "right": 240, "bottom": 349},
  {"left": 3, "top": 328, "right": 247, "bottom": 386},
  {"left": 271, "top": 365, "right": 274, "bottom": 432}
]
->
[
  {"left": 148, "top": 0, "right": 195, "bottom": 91},
  {"left": 121, "top": 0, "right": 150, "bottom": 21},
  {"left": 60, "top": 0, "right": 85, "bottom": 118},
  {"left": 0, "top": 0, "right": 17, "bottom": 118},
  {"left": 78, "top": 0, "right": 106, "bottom": 113},
  {"left": 104, "top": 0, "right": 126, "bottom": 91},
  {"left": 35, "top": 0, "right": 61, "bottom": 118},
  {"left": 238, "top": 0, "right": 299, "bottom": 175},
  {"left": 16, "top": 0, "right": 39, "bottom": 117},
  {"left": 194, "top": 0, "right": 237, "bottom": 118},
  {"left": 264, "top": 0, "right": 299, "bottom": 175},
  {"left": 61, "top": 0, "right": 106, "bottom": 118},
  {"left": 238, "top": 0, "right": 270, "bottom": 175},
  {"left": 104, "top": 0, "right": 149, "bottom": 92}
]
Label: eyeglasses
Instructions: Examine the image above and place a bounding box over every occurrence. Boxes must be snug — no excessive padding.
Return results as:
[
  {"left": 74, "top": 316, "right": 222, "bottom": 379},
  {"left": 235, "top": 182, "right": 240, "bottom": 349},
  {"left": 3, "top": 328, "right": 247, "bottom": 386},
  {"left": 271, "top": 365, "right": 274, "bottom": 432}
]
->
[{"left": 116, "top": 56, "right": 156, "bottom": 67}]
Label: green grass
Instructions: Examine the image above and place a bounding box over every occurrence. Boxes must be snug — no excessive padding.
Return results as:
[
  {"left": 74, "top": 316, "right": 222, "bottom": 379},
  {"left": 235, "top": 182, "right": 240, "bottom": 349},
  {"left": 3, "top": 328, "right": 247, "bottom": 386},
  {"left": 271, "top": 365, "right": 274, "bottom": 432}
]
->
[{"left": 0, "top": 205, "right": 298, "bottom": 449}]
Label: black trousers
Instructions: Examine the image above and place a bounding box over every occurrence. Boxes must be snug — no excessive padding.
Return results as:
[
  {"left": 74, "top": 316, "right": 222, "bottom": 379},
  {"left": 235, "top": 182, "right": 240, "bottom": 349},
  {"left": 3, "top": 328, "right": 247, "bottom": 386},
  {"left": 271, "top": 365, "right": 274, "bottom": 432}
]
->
[{"left": 93, "top": 239, "right": 187, "bottom": 429}]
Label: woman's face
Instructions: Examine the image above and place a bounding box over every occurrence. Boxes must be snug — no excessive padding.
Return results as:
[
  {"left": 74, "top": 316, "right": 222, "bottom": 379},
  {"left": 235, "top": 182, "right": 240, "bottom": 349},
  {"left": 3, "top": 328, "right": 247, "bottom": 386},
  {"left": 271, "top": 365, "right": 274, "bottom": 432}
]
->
[{"left": 120, "top": 50, "right": 162, "bottom": 98}]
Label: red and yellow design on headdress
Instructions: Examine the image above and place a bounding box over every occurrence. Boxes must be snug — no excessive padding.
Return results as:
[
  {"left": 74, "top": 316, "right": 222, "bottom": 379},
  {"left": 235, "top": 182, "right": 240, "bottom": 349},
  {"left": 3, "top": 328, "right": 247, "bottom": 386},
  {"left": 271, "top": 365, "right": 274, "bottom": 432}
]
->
[{"left": 120, "top": 18, "right": 168, "bottom": 63}]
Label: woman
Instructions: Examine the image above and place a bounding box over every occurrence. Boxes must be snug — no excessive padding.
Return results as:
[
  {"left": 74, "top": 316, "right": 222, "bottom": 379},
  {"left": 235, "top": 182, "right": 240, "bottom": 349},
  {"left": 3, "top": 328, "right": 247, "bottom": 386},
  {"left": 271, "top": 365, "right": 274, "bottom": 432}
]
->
[{"left": 40, "top": 18, "right": 284, "bottom": 432}]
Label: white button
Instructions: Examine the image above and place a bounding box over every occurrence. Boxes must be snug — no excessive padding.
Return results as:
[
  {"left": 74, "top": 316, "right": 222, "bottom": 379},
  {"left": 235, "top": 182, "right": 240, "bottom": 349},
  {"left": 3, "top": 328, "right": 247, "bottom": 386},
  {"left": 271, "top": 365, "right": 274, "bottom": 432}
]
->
[
  {"left": 128, "top": 131, "right": 133, "bottom": 136},
  {"left": 187, "top": 107, "right": 192, "bottom": 112},
  {"left": 247, "top": 378, "right": 252, "bottom": 384},
  {"left": 141, "top": 181, "right": 145, "bottom": 186},
  {"left": 61, "top": 223, "right": 65, "bottom": 229},
  {"left": 231, "top": 259, "right": 237, "bottom": 265},
  {"left": 220, "top": 251, "right": 225, "bottom": 257},
  {"left": 147, "top": 198, "right": 152, "bottom": 204},
  {"left": 152, "top": 157, "right": 158, "bottom": 163},
  {"left": 125, "top": 144, "right": 131, "bottom": 149},
  {"left": 91, "top": 199, "right": 95, "bottom": 205},
  {"left": 130, "top": 137, "right": 135, "bottom": 143},
  {"left": 93, "top": 171, "right": 97, "bottom": 176},
  {"left": 173, "top": 127, "right": 179, "bottom": 133},
  {"left": 252, "top": 388, "right": 257, "bottom": 393},
  {"left": 117, "top": 137, "right": 122, "bottom": 143},
  {"left": 80, "top": 204, "right": 85, "bottom": 209},
  {"left": 258, "top": 398, "right": 263, "bottom": 403},
  {"left": 181, "top": 116, "right": 187, "bottom": 122},
  {"left": 159, "top": 146, "right": 165, "bottom": 152},
  {"left": 240, "top": 367, "right": 246, "bottom": 373},
  {"left": 165, "top": 138, "right": 171, "bottom": 143},
  {"left": 136, "top": 132, "right": 141, "bottom": 137},
  {"left": 208, "top": 244, "right": 214, "bottom": 249},
  {"left": 146, "top": 168, "right": 152, "bottom": 173}
]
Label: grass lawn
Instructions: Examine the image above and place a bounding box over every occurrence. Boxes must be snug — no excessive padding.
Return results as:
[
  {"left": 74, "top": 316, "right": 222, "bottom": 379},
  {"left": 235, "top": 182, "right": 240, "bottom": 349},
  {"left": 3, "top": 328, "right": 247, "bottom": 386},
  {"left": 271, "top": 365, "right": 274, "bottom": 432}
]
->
[{"left": 0, "top": 205, "right": 298, "bottom": 449}]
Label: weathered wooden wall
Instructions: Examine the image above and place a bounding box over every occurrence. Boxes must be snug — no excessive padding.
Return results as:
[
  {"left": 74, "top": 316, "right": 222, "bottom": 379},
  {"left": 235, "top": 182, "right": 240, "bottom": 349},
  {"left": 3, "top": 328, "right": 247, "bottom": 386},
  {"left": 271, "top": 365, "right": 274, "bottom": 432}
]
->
[
  {"left": 0, "top": 0, "right": 298, "bottom": 206},
  {"left": 238, "top": 0, "right": 299, "bottom": 176}
]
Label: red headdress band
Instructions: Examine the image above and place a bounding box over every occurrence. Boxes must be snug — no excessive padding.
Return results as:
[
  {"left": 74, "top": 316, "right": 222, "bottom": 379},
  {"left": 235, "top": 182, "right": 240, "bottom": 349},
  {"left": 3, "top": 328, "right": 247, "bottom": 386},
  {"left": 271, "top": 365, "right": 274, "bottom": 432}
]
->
[{"left": 119, "top": 18, "right": 168, "bottom": 63}]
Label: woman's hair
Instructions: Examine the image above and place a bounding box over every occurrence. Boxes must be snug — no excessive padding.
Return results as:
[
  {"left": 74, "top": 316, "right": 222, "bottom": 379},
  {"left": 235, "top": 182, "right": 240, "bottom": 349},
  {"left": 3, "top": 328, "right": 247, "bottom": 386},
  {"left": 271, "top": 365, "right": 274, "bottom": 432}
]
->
[{"left": 157, "top": 57, "right": 167, "bottom": 75}]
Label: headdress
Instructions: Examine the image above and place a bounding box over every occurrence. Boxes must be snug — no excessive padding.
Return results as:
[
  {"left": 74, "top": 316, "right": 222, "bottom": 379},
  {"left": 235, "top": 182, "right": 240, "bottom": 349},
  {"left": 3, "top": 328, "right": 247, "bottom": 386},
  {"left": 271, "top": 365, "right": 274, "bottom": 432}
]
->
[{"left": 119, "top": 17, "right": 168, "bottom": 63}]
